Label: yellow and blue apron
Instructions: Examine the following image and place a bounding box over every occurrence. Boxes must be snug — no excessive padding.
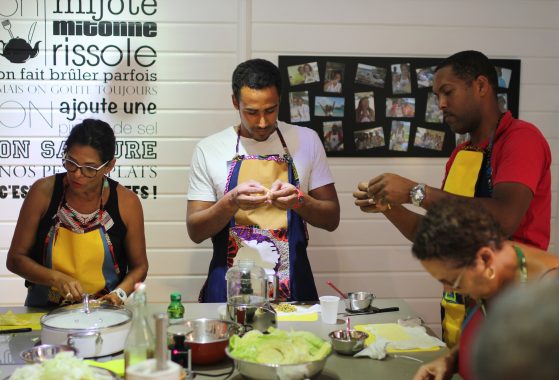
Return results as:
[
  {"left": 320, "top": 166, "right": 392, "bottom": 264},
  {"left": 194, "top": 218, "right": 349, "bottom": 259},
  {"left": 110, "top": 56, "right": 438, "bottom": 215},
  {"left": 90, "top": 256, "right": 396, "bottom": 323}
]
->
[
  {"left": 440, "top": 136, "right": 495, "bottom": 347},
  {"left": 25, "top": 179, "right": 121, "bottom": 306},
  {"left": 199, "top": 127, "right": 317, "bottom": 302}
]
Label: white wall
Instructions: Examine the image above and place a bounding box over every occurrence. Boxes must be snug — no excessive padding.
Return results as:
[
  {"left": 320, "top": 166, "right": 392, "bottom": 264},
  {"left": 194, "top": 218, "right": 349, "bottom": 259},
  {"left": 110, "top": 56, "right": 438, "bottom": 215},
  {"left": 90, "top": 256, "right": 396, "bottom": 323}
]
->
[{"left": 0, "top": 0, "right": 557, "bottom": 336}]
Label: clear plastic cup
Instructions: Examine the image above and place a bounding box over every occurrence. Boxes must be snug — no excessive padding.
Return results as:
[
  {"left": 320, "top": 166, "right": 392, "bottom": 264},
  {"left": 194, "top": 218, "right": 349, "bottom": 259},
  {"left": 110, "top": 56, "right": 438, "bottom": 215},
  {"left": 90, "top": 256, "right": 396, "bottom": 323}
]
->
[{"left": 319, "top": 295, "right": 340, "bottom": 324}]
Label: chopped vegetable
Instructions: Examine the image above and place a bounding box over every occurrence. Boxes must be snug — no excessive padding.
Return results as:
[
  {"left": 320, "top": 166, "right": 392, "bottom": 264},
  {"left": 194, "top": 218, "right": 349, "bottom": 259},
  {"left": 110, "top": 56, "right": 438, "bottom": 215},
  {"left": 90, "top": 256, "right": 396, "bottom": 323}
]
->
[
  {"left": 272, "top": 303, "right": 297, "bottom": 313},
  {"left": 10, "top": 352, "right": 111, "bottom": 380},
  {"left": 228, "top": 327, "right": 331, "bottom": 365}
]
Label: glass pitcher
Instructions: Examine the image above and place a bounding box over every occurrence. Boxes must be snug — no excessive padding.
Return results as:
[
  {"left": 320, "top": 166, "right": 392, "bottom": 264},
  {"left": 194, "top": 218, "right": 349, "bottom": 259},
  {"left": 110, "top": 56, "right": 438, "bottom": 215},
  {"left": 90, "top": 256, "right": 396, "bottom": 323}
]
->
[{"left": 225, "top": 259, "right": 277, "bottom": 331}]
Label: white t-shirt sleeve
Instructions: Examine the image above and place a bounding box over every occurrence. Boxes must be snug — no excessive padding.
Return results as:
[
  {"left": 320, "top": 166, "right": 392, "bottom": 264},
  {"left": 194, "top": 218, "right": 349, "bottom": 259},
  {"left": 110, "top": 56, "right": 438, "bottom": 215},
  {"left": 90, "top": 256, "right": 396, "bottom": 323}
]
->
[
  {"left": 307, "top": 129, "right": 335, "bottom": 192},
  {"left": 187, "top": 143, "right": 218, "bottom": 202}
]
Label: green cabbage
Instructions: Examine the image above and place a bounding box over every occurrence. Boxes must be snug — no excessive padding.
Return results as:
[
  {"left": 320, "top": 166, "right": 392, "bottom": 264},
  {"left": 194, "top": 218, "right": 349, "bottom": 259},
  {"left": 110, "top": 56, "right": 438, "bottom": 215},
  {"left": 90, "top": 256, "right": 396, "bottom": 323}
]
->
[{"left": 228, "top": 327, "right": 331, "bottom": 364}]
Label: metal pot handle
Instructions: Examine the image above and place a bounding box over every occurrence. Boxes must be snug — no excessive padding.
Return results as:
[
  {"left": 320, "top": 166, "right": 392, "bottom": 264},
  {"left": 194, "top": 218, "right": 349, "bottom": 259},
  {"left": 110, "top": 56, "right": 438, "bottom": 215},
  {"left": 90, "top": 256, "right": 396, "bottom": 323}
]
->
[{"left": 67, "top": 331, "right": 103, "bottom": 356}]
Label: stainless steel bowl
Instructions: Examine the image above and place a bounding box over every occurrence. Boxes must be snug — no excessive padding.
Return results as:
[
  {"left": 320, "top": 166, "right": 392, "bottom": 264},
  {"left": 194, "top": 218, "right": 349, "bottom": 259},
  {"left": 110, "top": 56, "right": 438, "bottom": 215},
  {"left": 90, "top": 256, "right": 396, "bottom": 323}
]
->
[
  {"left": 329, "top": 329, "right": 369, "bottom": 355},
  {"left": 20, "top": 344, "right": 77, "bottom": 363},
  {"left": 345, "top": 291, "right": 375, "bottom": 312},
  {"left": 226, "top": 348, "right": 330, "bottom": 380},
  {"left": 167, "top": 318, "right": 242, "bottom": 365}
]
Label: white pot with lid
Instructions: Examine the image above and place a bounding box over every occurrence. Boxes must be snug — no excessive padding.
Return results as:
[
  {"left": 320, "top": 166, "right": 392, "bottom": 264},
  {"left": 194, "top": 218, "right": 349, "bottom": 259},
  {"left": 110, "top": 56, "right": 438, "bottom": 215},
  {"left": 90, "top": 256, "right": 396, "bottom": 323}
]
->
[{"left": 40, "top": 303, "right": 132, "bottom": 358}]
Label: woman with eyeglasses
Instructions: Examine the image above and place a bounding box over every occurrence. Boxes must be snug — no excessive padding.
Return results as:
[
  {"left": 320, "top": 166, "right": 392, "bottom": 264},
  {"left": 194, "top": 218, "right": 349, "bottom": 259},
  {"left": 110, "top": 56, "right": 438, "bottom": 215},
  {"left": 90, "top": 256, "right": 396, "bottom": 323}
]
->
[
  {"left": 411, "top": 198, "right": 559, "bottom": 380},
  {"left": 6, "top": 119, "right": 148, "bottom": 307}
]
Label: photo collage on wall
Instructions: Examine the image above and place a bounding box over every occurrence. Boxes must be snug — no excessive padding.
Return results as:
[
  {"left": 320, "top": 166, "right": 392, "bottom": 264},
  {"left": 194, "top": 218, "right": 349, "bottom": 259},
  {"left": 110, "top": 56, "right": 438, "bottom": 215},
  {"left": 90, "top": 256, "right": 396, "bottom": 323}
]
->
[{"left": 279, "top": 56, "right": 521, "bottom": 157}]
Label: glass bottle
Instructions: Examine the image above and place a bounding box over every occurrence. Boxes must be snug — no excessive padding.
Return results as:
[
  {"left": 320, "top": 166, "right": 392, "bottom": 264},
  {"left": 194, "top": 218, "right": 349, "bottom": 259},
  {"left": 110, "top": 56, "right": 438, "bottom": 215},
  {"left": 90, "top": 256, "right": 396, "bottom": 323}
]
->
[
  {"left": 167, "top": 292, "right": 185, "bottom": 325},
  {"left": 170, "top": 333, "right": 190, "bottom": 369},
  {"left": 124, "top": 283, "right": 155, "bottom": 373}
]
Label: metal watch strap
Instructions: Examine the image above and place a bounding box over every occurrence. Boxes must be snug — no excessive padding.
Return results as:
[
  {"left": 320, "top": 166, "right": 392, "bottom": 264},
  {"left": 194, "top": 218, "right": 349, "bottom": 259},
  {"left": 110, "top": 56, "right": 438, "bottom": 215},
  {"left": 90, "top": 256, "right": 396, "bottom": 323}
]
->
[{"left": 410, "top": 183, "right": 426, "bottom": 207}]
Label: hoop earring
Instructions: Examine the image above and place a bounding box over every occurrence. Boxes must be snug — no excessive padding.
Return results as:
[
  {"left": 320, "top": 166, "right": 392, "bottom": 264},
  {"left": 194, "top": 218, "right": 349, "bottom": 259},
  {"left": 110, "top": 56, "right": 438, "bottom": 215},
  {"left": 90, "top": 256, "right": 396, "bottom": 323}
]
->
[{"left": 488, "top": 267, "right": 496, "bottom": 280}]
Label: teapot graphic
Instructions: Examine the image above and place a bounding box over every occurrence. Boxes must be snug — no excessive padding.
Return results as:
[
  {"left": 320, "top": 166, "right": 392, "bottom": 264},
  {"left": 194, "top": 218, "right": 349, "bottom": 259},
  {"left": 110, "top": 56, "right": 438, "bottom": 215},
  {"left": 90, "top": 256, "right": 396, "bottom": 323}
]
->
[{"left": 0, "top": 20, "right": 41, "bottom": 63}]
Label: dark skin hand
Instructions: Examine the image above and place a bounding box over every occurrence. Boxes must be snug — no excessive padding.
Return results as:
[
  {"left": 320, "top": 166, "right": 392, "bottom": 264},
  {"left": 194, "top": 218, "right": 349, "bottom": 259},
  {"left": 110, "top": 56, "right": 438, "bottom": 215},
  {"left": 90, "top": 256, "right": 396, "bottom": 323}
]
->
[{"left": 353, "top": 173, "right": 533, "bottom": 242}]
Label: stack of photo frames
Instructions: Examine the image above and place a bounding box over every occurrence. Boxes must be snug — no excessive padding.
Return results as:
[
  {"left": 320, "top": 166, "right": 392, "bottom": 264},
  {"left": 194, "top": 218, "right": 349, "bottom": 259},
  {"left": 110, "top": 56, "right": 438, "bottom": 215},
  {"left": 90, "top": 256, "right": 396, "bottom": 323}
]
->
[{"left": 279, "top": 56, "right": 519, "bottom": 158}]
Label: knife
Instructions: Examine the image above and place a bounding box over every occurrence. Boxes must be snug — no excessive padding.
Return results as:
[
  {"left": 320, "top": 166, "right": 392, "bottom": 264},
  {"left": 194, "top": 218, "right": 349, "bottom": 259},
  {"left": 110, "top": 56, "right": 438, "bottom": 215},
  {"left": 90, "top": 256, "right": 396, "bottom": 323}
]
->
[
  {"left": 340, "top": 306, "right": 400, "bottom": 316},
  {"left": 0, "top": 328, "right": 32, "bottom": 334}
]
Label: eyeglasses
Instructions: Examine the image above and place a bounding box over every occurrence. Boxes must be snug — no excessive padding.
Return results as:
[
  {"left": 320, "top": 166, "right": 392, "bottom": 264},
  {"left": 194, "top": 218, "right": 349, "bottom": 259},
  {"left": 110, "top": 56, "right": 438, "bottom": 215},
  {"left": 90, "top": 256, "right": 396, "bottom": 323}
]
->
[
  {"left": 62, "top": 157, "right": 109, "bottom": 178},
  {"left": 451, "top": 267, "right": 467, "bottom": 291}
]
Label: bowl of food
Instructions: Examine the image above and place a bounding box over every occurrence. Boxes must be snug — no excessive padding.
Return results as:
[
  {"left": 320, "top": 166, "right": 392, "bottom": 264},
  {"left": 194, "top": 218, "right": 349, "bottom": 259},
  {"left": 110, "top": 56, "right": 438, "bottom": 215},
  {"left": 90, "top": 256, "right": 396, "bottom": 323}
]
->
[
  {"left": 11, "top": 351, "right": 119, "bottom": 380},
  {"left": 226, "top": 328, "right": 332, "bottom": 380},
  {"left": 20, "top": 344, "right": 77, "bottom": 364},
  {"left": 345, "top": 291, "right": 375, "bottom": 312},
  {"left": 329, "top": 329, "right": 369, "bottom": 355},
  {"left": 167, "top": 318, "right": 242, "bottom": 365}
]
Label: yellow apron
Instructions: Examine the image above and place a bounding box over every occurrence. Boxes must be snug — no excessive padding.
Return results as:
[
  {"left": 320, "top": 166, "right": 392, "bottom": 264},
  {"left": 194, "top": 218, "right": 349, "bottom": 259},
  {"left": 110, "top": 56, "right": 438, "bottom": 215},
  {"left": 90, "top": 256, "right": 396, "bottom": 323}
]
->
[
  {"left": 26, "top": 179, "right": 120, "bottom": 306},
  {"left": 441, "top": 149, "right": 484, "bottom": 348}
]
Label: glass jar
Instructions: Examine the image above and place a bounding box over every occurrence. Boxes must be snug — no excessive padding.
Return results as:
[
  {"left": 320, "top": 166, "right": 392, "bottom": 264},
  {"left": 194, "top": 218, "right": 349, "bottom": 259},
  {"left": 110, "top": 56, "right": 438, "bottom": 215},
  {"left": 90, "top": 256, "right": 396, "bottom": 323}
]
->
[{"left": 226, "top": 259, "right": 267, "bottom": 306}]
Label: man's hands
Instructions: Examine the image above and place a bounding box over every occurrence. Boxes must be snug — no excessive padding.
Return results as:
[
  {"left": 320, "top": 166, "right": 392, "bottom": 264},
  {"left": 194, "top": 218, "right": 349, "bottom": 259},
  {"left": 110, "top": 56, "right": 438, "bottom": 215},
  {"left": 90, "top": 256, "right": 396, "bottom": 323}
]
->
[
  {"left": 353, "top": 173, "right": 419, "bottom": 211},
  {"left": 269, "top": 180, "right": 303, "bottom": 210},
  {"left": 230, "top": 180, "right": 303, "bottom": 211},
  {"left": 229, "top": 180, "right": 270, "bottom": 210}
]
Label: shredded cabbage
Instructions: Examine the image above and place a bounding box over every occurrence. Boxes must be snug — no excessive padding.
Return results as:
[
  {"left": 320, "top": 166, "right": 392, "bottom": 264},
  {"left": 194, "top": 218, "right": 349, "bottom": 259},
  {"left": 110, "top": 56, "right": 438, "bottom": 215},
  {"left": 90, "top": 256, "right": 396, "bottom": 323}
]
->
[
  {"left": 10, "top": 352, "right": 110, "bottom": 380},
  {"left": 228, "top": 327, "right": 331, "bottom": 364}
]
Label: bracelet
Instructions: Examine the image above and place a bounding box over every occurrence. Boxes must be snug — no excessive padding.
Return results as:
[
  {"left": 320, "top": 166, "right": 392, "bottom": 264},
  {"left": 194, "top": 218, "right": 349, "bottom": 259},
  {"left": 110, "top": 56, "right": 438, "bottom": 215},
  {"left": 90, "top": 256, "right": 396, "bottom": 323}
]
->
[
  {"left": 110, "top": 287, "right": 127, "bottom": 303},
  {"left": 292, "top": 188, "right": 305, "bottom": 209}
]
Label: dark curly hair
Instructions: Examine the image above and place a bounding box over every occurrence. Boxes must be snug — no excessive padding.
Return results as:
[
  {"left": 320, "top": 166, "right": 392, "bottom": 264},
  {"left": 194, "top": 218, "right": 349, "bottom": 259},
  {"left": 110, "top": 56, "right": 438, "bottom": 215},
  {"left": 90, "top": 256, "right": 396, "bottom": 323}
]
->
[
  {"left": 64, "top": 119, "right": 115, "bottom": 163},
  {"left": 232, "top": 59, "right": 282, "bottom": 101},
  {"left": 435, "top": 50, "right": 498, "bottom": 100},
  {"left": 412, "top": 198, "right": 505, "bottom": 268}
]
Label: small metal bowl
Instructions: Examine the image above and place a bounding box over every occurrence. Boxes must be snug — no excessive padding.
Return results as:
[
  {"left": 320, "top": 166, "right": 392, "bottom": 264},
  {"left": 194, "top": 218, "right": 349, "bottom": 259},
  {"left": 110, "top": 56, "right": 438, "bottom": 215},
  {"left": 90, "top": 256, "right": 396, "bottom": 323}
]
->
[
  {"left": 20, "top": 344, "right": 77, "bottom": 363},
  {"left": 345, "top": 291, "right": 375, "bottom": 312},
  {"left": 329, "top": 329, "right": 369, "bottom": 355}
]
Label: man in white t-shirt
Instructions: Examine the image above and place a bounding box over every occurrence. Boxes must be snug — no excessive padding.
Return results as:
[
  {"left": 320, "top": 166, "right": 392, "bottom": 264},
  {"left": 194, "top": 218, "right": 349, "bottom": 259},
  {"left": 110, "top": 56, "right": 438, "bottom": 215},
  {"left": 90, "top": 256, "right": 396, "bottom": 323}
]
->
[{"left": 187, "top": 59, "right": 340, "bottom": 302}]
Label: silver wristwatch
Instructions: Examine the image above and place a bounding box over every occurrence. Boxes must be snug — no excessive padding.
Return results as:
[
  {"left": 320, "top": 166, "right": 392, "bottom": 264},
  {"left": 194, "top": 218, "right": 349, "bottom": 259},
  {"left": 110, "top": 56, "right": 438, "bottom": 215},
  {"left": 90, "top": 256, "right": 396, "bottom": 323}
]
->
[
  {"left": 409, "top": 183, "right": 426, "bottom": 207},
  {"left": 111, "top": 287, "right": 127, "bottom": 303}
]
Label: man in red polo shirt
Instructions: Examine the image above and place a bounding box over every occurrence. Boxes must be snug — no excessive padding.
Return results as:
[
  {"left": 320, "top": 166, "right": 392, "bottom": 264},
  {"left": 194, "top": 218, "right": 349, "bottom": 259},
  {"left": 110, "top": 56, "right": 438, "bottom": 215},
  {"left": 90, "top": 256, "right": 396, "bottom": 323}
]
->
[
  {"left": 353, "top": 49, "right": 551, "bottom": 379},
  {"left": 353, "top": 49, "right": 551, "bottom": 345}
]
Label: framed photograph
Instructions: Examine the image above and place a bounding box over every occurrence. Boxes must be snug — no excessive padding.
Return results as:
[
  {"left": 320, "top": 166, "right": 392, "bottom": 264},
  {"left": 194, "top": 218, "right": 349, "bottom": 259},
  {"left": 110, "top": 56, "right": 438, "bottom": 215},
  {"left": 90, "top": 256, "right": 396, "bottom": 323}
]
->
[
  {"left": 416, "top": 66, "right": 436, "bottom": 88},
  {"left": 287, "top": 64, "right": 305, "bottom": 86},
  {"left": 315, "top": 96, "right": 345, "bottom": 117},
  {"left": 323, "top": 62, "right": 345, "bottom": 93},
  {"left": 354, "top": 127, "right": 385, "bottom": 150},
  {"left": 386, "top": 98, "right": 415, "bottom": 118},
  {"left": 495, "top": 66, "right": 512, "bottom": 89},
  {"left": 323, "top": 121, "right": 344, "bottom": 152},
  {"left": 414, "top": 127, "right": 445, "bottom": 151},
  {"left": 389, "top": 121, "right": 411, "bottom": 152},
  {"left": 391, "top": 63, "right": 412, "bottom": 94},
  {"left": 289, "top": 91, "right": 311, "bottom": 123},
  {"left": 425, "top": 92, "right": 443, "bottom": 123},
  {"left": 355, "top": 63, "right": 386, "bottom": 87},
  {"left": 355, "top": 91, "right": 375, "bottom": 123},
  {"left": 497, "top": 93, "right": 508, "bottom": 113}
]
